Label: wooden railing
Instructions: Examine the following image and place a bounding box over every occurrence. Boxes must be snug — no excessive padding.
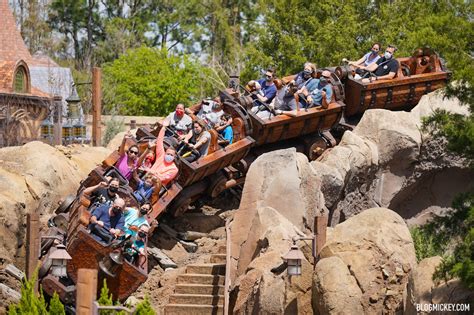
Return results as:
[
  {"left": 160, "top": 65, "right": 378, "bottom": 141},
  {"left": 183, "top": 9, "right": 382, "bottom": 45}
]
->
[{"left": 223, "top": 218, "right": 233, "bottom": 315}]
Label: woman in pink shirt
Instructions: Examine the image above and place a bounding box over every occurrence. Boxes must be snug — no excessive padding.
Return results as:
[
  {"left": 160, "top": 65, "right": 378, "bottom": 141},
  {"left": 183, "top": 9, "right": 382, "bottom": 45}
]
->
[
  {"left": 142, "top": 119, "right": 179, "bottom": 186},
  {"left": 116, "top": 132, "right": 139, "bottom": 180}
]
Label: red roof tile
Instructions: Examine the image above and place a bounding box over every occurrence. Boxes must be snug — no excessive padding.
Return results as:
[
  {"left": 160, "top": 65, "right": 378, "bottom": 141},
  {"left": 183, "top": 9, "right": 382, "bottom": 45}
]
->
[{"left": 0, "top": 0, "right": 33, "bottom": 63}]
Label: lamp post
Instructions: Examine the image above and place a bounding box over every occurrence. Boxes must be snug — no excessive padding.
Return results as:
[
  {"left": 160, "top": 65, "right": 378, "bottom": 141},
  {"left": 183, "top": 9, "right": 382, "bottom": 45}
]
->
[
  {"left": 282, "top": 244, "right": 306, "bottom": 276},
  {"left": 65, "top": 88, "right": 81, "bottom": 120},
  {"left": 48, "top": 244, "right": 72, "bottom": 278},
  {"left": 280, "top": 215, "right": 328, "bottom": 276},
  {"left": 65, "top": 67, "right": 102, "bottom": 146}
]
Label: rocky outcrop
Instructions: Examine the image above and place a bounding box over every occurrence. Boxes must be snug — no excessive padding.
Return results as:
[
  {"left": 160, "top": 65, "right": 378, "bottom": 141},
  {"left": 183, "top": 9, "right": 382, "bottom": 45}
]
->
[
  {"left": 405, "top": 256, "right": 474, "bottom": 315},
  {"left": 230, "top": 148, "right": 325, "bottom": 281},
  {"left": 314, "top": 208, "right": 417, "bottom": 314},
  {"left": 313, "top": 256, "right": 364, "bottom": 314},
  {"left": 231, "top": 207, "right": 314, "bottom": 314},
  {"left": 0, "top": 142, "right": 111, "bottom": 265},
  {"left": 313, "top": 92, "right": 473, "bottom": 225},
  {"left": 229, "top": 148, "right": 325, "bottom": 314}
]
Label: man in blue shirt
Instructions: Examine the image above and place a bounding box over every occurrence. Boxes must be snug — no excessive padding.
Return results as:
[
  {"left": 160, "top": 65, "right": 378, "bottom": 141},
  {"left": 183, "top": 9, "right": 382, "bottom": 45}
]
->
[
  {"left": 216, "top": 114, "right": 233, "bottom": 146},
  {"left": 133, "top": 174, "right": 157, "bottom": 204},
  {"left": 255, "top": 68, "right": 277, "bottom": 104},
  {"left": 306, "top": 70, "right": 333, "bottom": 108},
  {"left": 89, "top": 198, "right": 125, "bottom": 243},
  {"left": 122, "top": 202, "right": 151, "bottom": 236}
]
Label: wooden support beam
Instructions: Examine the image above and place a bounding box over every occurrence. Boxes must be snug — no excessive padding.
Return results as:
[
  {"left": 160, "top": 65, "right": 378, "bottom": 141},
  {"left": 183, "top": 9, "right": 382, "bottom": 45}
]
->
[
  {"left": 92, "top": 67, "right": 102, "bottom": 147},
  {"left": 76, "top": 269, "right": 98, "bottom": 315},
  {"left": 25, "top": 211, "right": 40, "bottom": 291},
  {"left": 314, "top": 215, "right": 328, "bottom": 262}
]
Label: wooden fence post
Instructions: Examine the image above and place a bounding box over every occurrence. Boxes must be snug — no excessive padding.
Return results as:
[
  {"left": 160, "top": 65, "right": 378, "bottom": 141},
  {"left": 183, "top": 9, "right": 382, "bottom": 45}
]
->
[
  {"left": 76, "top": 269, "right": 98, "bottom": 315},
  {"left": 25, "top": 211, "right": 40, "bottom": 292},
  {"left": 314, "top": 215, "right": 328, "bottom": 263},
  {"left": 92, "top": 67, "right": 102, "bottom": 147}
]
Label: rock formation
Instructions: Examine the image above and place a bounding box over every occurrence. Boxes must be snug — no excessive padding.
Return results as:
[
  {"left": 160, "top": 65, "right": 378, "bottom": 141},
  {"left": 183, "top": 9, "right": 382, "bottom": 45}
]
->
[
  {"left": 230, "top": 149, "right": 324, "bottom": 314},
  {"left": 0, "top": 141, "right": 110, "bottom": 266},
  {"left": 312, "top": 91, "right": 473, "bottom": 225},
  {"left": 314, "top": 208, "right": 417, "bottom": 314}
]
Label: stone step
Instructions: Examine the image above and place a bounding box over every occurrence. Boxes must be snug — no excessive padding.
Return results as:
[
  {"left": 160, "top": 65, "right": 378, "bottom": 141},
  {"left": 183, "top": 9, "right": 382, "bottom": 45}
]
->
[
  {"left": 186, "top": 263, "right": 225, "bottom": 275},
  {"left": 177, "top": 274, "right": 224, "bottom": 286},
  {"left": 164, "top": 304, "right": 223, "bottom": 315},
  {"left": 169, "top": 294, "right": 224, "bottom": 306},
  {"left": 175, "top": 284, "right": 224, "bottom": 295},
  {"left": 210, "top": 254, "right": 226, "bottom": 264}
]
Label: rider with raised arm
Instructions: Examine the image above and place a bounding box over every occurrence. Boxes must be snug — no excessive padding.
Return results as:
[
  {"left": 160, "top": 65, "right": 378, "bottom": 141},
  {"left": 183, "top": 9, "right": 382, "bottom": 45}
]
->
[
  {"left": 116, "top": 132, "right": 139, "bottom": 180},
  {"left": 142, "top": 118, "right": 179, "bottom": 187}
]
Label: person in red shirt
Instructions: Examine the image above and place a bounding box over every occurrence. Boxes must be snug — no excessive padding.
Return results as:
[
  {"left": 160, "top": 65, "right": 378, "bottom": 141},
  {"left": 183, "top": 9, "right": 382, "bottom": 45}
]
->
[{"left": 141, "top": 119, "right": 179, "bottom": 186}]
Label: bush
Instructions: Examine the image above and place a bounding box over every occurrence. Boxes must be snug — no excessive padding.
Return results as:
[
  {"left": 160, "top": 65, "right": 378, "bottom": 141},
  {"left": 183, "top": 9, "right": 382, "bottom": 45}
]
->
[
  {"left": 8, "top": 272, "right": 65, "bottom": 315},
  {"left": 411, "top": 193, "right": 474, "bottom": 289}
]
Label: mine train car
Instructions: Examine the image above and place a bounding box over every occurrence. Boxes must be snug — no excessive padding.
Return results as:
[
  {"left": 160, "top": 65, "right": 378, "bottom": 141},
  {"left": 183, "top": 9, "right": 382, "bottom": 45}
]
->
[
  {"left": 336, "top": 47, "right": 451, "bottom": 117},
  {"left": 38, "top": 48, "right": 450, "bottom": 305}
]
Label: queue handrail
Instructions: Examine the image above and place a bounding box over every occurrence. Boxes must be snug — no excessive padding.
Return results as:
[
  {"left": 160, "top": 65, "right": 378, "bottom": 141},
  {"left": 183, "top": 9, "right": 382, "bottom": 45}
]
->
[{"left": 224, "top": 218, "right": 233, "bottom": 315}]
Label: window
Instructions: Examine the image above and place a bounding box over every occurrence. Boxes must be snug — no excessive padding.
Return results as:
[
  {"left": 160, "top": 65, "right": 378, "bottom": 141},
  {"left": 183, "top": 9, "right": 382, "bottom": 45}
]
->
[{"left": 14, "top": 66, "right": 27, "bottom": 93}]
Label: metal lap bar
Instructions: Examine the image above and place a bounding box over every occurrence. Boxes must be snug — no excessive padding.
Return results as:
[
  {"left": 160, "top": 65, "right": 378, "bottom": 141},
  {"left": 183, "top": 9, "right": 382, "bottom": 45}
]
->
[{"left": 384, "top": 87, "right": 393, "bottom": 109}]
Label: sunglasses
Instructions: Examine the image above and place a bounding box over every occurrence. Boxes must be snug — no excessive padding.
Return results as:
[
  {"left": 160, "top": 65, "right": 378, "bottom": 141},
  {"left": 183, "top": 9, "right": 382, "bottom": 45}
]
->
[{"left": 129, "top": 150, "right": 139, "bottom": 155}]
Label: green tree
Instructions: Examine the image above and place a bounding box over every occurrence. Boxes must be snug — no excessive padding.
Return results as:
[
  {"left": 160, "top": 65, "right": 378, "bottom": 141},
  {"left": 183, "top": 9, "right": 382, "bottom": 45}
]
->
[
  {"left": 48, "top": 292, "right": 66, "bottom": 315},
  {"left": 133, "top": 296, "right": 155, "bottom": 315},
  {"left": 48, "top": 0, "right": 87, "bottom": 63},
  {"left": 103, "top": 46, "right": 219, "bottom": 116},
  {"left": 7, "top": 272, "right": 62, "bottom": 315}
]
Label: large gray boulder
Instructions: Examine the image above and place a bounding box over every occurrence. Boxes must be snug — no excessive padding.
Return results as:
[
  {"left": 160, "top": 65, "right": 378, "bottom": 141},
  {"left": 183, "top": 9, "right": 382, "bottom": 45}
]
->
[{"left": 314, "top": 208, "right": 417, "bottom": 314}]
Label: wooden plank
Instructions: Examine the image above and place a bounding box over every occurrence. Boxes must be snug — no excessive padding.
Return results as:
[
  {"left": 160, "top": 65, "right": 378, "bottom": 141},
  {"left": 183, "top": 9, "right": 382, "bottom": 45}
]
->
[
  {"left": 147, "top": 247, "right": 177, "bottom": 269},
  {"left": 0, "top": 283, "right": 21, "bottom": 302},
  {"left": 25, "top": 211, "right": 39, "bottom": 291},
  {"left": 5, "top": 264, "right": 25, "bottom": 281},
  {"left": 76, "top": 269, "right": 98, "bottom": 315}
]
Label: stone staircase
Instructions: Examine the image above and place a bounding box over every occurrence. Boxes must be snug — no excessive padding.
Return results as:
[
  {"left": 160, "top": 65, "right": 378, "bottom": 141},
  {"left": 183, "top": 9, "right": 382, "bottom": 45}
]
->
[{"left": 164, "top": 246, "right": 227, "bottom": 315}]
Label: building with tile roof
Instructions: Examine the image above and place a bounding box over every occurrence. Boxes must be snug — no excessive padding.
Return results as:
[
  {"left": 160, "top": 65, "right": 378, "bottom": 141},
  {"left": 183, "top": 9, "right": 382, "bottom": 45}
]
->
[{"left": 0, "top": 0, "right": 78, "bottom": 147}]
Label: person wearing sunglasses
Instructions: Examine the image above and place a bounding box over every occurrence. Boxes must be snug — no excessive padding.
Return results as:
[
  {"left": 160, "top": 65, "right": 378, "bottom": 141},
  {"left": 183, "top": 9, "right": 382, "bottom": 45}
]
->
[
  {"left": 348, "top": 43, "right": 381, "bottom": 70},
  {"left": 123, "top": 225, "right": 149, "bottom": 266},
  {"left": 116, "top": 131, "right": 139, "bottom": 180},
  {"left": 122, "top": 202, "right": 151, "bottom": 237}
]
